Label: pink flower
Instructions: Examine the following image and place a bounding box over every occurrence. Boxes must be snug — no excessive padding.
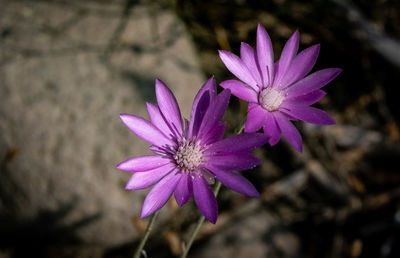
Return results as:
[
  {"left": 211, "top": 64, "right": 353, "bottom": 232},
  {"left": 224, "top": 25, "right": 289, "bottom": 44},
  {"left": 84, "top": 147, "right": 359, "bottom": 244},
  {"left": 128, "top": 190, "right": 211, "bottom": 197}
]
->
[
  {"left": 117, "top": 77, "right": 268, "bottom": 223},
  {"left": 219, "top": 24, "right": 342, "bottom": 151}
]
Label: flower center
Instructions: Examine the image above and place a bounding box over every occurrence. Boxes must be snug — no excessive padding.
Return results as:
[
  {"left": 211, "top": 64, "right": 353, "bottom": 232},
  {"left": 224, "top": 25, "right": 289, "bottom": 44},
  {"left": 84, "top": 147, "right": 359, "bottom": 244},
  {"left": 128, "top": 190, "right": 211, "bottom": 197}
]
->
[
  {"left": 174, "top": 139, "right": 203, "bottom": 172},
  {"left": 259, "top": 87, "right": 284, "bottom": 112}
]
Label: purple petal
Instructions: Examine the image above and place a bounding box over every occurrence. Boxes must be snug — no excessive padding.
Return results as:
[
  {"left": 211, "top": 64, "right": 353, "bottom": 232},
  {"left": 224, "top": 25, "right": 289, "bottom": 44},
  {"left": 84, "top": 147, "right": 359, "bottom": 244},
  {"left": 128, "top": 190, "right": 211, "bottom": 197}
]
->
[
  {"left": 274, "top": 30, "right": 300, "bottom": 87},
  {"left": 263, "top": 112, "right": 281, "bottom": 146},
  {"left": 206, "top": 166, "right": 259, "bottom": 197},
  {"left": 283, "top": 90, "right": 326, "bottom": 106},
  {"left": 197, "top": 89, "right": 231, "bottom": 139},
  {"left": 240, "top": 42, "right": 263, "bottom": 87},
  {"left": 201, "top": 122, "right": 226, "bottom": 145},
  {"left": 218, "top": 50, "right": 258, "bottom": 88},
  {"left": 220, "top": 80, "right": 258, "bottom": 102},
  {"left": 140, "top": 170, "right": 181, "bottom": 218},
  {"left": 204, "top": 152, "right": 261, "bottom": 171},
  {"left": 193, "top": 174, "right": 218, "bottom": 224},
  {"left": 126, "top": 163, "right": 175, "bottom": 190},
  {"left": 281, "top": 105, "right": 335, "bottom": 125},
  {"left": 188, "top": 91, "right": 210, "bottom": 140},
  {"left": 279, "top": 44, "right": 320, "bottom": 88},
  {"left": 146, "top": 102, "right": 173, "bottom": 138},
  {"left": 256, "top": 24, "right": 274, "bottom": 86},
  {"left": 116, "top": 155, "right": 170, "bottom": 172},
  {"left": 205, "top": 133, "right": 268, "bottom": 155},
  {"left": 119, "top": 114, "right": 174, "bottom": 147},
  {"left": 285, "top": 68, "right": 342, "bottom": 97},
  {"left": 274, "top": 112, "right": 302, "bottom": 152},
  {"left": 188, "top": 77, "right": 216, "bottom": 139},
  {"left": 155, "top": 79, "right": 183, "bottom": 136},
  {"left": 245, "top": 103, "right": 266, "bottom": 133},
  {"left": 174, "top": 173, "right": 193, "bottom": 206}
]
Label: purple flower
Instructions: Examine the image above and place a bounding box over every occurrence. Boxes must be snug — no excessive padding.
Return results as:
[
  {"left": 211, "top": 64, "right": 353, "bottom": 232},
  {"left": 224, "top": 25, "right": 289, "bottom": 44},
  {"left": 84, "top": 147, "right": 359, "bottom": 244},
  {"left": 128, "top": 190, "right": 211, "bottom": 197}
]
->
[
  {"left": 116, "top": 77, "right": 268, "bottom": 223},
  {"left": 219, "top": 24, "right": 342, "bottom": 152}
]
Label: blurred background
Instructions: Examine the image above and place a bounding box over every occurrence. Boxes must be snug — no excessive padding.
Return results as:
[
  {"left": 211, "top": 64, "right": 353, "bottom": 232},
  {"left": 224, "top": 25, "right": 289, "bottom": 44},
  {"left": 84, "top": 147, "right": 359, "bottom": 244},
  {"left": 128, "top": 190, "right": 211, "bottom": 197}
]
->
[{"left": 1, "top": 0, "right": 400, "bottom": 257}]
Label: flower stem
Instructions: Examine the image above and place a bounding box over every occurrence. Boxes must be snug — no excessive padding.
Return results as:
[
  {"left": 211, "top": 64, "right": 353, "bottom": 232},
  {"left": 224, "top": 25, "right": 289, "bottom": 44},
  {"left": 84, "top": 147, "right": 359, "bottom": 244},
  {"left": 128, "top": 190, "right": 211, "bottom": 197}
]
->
[
  {"left": 180, "top": 181, "right": 222, "bottom": 258},
  {"left": 236, "top": 122, "right": 245, "bottom": 134},
  {"left": 133, "top": 211, "right": 159, "bottom": 258}
]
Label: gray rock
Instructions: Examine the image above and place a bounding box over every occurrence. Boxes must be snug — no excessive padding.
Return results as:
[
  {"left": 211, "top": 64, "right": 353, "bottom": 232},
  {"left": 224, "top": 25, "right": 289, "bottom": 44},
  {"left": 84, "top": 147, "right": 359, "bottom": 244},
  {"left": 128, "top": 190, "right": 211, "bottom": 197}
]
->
[
  {"left": 191, "top": 209, "right": 300, "bottom": 258},
  {"left": 0, "top": 0, "right": 204, "bottom": 248}
]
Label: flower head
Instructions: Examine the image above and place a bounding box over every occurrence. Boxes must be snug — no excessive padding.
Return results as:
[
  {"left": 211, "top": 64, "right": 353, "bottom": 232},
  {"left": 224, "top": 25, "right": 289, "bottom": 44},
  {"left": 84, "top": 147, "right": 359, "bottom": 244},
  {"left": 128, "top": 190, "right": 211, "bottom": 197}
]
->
[
  {"left": 219, "top": 24, "right": 342, "bottom": 152},
  {"left": 117, "top": 77, "right": 268, "bottom": 223}
]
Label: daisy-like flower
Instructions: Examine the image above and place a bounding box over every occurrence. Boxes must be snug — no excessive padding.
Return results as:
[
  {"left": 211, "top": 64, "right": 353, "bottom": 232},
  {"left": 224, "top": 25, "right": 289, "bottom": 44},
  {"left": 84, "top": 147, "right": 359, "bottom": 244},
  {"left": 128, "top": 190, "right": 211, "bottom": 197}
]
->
[
  {"left": 219, "top": 24, "right": 342, "bottom": 152},
  {"left": 116, "top": 77, "right": 268, "bottom": 223}
]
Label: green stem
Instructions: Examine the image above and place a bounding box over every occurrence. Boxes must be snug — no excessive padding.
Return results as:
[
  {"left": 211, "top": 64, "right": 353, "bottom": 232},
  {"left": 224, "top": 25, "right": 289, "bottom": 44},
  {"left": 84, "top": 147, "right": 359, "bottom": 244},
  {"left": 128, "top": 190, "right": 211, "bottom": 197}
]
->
[
  {"left": 133, "top": 211, "right": 159, "bottom": 258},
  {"left": 180, "top": 181, "right": 222, "bottom": 258},
  {"left": 236, "top": 122, "right": 245, "bottom": 134}
]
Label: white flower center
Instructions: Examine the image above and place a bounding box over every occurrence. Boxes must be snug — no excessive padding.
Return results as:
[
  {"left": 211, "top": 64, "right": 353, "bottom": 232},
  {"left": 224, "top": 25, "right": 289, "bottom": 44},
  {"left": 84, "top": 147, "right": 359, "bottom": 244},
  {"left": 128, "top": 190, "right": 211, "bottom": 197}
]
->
[
  {"left": 174, "top": 139, "right": 203, "bottom": 172},
  {"left": 259, "top": 87, "right": 284, "bottom": 112}
]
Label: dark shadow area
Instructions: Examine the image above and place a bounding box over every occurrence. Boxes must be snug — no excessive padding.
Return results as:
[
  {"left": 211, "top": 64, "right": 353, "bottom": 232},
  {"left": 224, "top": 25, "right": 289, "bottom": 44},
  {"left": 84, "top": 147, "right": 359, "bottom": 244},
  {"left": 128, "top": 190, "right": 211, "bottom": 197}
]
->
[
  {"left": 0, "top": 202, "right": 101, "bottom": 258},
  {"left": 120, "top": 70, "right": 157, "bottom": 103}
]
